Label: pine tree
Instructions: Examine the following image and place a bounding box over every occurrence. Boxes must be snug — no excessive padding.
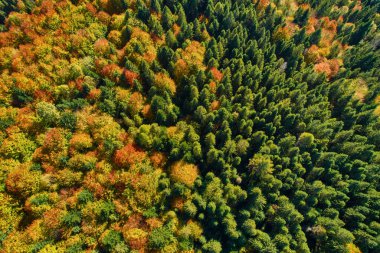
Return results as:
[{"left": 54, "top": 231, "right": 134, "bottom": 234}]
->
[
  {"left": 162, "top": 6, "right": 174, "bottom": 30},
  {"left": 310, "top": 28, "right": 322, "bottom": 45},
  {"left": 350, "top": 21, "right": 372, "bottom": 45},
  {"left": 151, "top": 0, "right": 161, "bottom": 14}
]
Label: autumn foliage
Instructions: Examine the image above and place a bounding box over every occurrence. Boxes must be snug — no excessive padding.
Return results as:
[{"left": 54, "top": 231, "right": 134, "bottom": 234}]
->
[
  {"left": 314, "top": 58, "right": 341, "bottom": 78},
  {"left": 6, "top": 163, "right": 40, "bottom": 198},
  {"left": 114, "top": 143, "right": 147, "bottom": 168},
  {"left": 0, "top": 0, "right": 378, "bottom": 252},
  {"left": 123, "top": 69, "right": 139, "bottom": 87},
  {"left": 170, "top": 161, "right": 199, "bottom": 187},
  {"left": 209, "top": 67, "right": 223, "bottom": 82}
]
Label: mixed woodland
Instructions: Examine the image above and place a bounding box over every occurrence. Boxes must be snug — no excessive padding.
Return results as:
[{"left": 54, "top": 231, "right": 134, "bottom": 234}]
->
[{"left": 0, "top": 0, "right": 379, "bottom": 252}]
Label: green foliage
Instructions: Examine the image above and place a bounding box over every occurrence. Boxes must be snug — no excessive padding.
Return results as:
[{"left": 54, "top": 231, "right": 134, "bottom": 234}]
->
[
  {"left": 95, "top": 201, "right": 117, "bottom": 223},
  {"left": 35, "top": 102, "right": 60, "bottom": 128},
  {"left": 183, "top": 201, "right": 197, "bottom": 217},
  {"left": 248, "top": 154, "right": 274, "bottom": 177},
  {"left": 61, "top": 210, "right": 81, "bottom": 228},
  {"left": 101, "top": 230, "right": 129, "bottom": 252},
  {"left": 0, "top": 0, "right": 18, "bottom": 24},
  {"left": 77, "top": 189, "right": 93, "bottom": 205},
  {"left": 310, "top": 28, "right": 322, "bottom": 45},
  {"left": 162, "top": 6, "right": 174, "bottom": 30},
  {"left": 58, "top": 111, "right": 77, "bottom": 131},
  {"left": 202, "top": 240, "right": 222, "bottom": 253},
  {"left": 0, "top": 0, "right": 379, "bottom": 252},
  {"left": 68, "top": 154, "right": 97, "bottom": 171},
  {"left": 298, "top": 132, "right": 315, "bottom": 148},
  {"left": 148, "top": 225, "right": 175, "bottom": 250},
  {"left": 10, "top": 87, "right": 33, "bottom": 107}
]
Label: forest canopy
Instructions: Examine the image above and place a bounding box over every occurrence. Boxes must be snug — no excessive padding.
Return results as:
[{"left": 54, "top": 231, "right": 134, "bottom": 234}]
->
[{"left": 0, "top": 0, "right": 379, "bottom": 252}]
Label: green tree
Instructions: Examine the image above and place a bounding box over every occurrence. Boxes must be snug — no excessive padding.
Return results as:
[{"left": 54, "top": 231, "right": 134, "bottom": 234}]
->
[
  {"left": 248, "top": 154, "right": 274, "bottom": 177},
  {"left": 310, "top": 28, "right": 322, "bottom": 45},
  {"left": 36, "top": 102, "right": 60, "bottom": 127},
  {"left": 162, "top": 6, "right": 174, "bottom": 30},
  {"left": 148, "top": 226, "right": 176, "bottom": 250},
  {"left": 298, "top": 132, "right": 315, "bottom": 149},
  {"left": 150, "top": 0, "right": 161, "bottom": 14},
  {"left": 350, "top": 21, "right": 372, "bottom": 45},
  {"left": 101, "top": 230, "right": 129, "bottom": 252},
  {"left": 202, "top": 240, "right": 222, "bottom": 253}
]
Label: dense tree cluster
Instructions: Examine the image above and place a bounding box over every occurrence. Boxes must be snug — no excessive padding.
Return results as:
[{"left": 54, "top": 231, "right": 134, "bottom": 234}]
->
[{"left": 0, "top": 0, "right": 379, "bottom": 252}]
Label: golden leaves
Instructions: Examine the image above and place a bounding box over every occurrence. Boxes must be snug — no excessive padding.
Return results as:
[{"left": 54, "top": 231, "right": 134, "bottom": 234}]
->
[{"left": 170, "top": 161, "right": 199, "bottom": 188}]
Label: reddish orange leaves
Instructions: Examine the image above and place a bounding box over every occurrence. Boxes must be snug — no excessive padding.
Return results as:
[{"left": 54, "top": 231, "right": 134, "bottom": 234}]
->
[
  {"left": 123, "top": 69, "right": 139, "bottom": 87},
  {"left": 114, "top": 144, "right": 147, "bottom": 168},
  {"left": 314, "top": 59, "right": 341, "bottom": 79},
  {"left": 210, "top": 67, "right": 223, "bottom": 82}
]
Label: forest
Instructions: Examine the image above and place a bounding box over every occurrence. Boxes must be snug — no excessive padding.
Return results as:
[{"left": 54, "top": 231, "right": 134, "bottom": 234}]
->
[{"left": 0, "top": 0, "right": 379, "bottom": 252}]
